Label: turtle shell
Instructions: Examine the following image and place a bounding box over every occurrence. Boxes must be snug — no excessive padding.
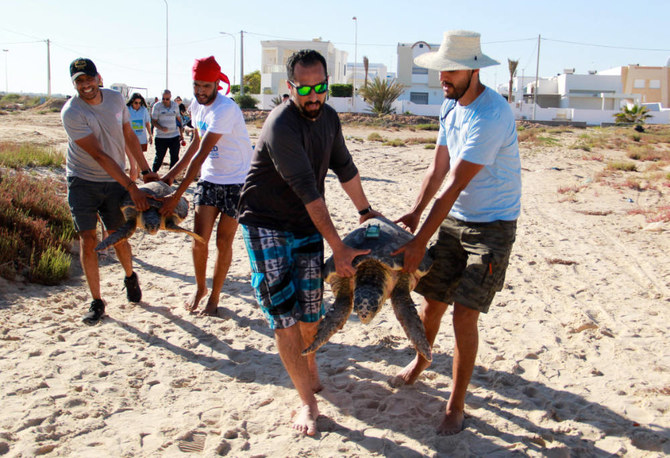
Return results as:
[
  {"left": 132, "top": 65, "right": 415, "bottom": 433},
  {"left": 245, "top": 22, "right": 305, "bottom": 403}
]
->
[
  {"left": 323, "top": 216, "right": 432, "bottom": 283},
  {"left": 120, "top": 180, "right": 189, "bottom": 221}
]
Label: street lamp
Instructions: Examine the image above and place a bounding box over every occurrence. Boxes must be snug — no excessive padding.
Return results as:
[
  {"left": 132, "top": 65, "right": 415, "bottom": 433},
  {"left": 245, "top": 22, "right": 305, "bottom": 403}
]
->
[
  {"left": 163, "top": 0, "right": 168, "bottom": 89},
  {"left": 352, "top": 16, "right": 357, "bottom": 112},
  {"left": 219, "top": 32, "right": 237, "bottom": 87},
  {"left": 2, "top": 49, "right": 8, "bottom": 94}
]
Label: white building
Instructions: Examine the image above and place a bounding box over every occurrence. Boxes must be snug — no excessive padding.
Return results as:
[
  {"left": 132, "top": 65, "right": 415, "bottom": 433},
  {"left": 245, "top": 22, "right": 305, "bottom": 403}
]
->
[
  {"left": 260, "top": 38, "right": 348, "bottom": 96},
  {"left": 345, "top": 62, "right": 390, "bottom": 91}
]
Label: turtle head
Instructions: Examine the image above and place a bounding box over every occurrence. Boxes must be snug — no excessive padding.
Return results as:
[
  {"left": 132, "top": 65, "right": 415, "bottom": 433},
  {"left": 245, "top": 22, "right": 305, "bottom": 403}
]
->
[
  {"left": 352, "top": 259, "right": 392, "bottom": 324},
  {"left": 139, "top": 209, "right": 162, "bottom": 234},
  {"left": 353, "top": 285, "right": 384, "bottom": 324}
]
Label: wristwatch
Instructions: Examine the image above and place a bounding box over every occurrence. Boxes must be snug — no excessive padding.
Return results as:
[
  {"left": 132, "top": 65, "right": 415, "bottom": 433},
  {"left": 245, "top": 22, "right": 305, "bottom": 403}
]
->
[
  {"left": 141, "top": 170, "right": 150, "bottom": 176},
  {"left": 358, "top": 206, "right": 372, "bottom": 216}
]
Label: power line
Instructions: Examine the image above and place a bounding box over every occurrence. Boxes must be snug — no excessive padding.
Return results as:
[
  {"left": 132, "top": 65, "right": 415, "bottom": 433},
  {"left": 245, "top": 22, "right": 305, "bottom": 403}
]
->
[{"left": 543, "top": 37, "right": 670, "bottom": 52}]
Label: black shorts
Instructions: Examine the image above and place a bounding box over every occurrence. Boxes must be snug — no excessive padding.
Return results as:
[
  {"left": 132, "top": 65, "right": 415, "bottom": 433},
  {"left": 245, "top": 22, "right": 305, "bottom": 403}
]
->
[
  {"left": 67, "top": 176, "right": 126, "bottom": 233},
  {"left": 193, "top": 181, "right": 243, "bottom": 218}
]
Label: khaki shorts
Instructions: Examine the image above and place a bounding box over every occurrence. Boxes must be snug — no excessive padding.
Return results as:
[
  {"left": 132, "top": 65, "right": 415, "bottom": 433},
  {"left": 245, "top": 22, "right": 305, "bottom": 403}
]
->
[{"left": 414, "top": 216, "right": 517, "bottom": 313}]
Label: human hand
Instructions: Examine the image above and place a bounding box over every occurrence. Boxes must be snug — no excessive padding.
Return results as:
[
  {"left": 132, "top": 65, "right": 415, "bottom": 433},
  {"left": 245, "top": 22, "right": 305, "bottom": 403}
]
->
[
  {"left": 333, "top": 244, "right": 370, "bottom": 278},
  {"left": 395, "top": 211, "right": 421, "bottom": 234},
  {"left": 161, "top": 174, "right": 175, "bottom": 186},
  {"left": 128, "top": 186, "right": 150, "bottom": 212},
  {"left": 391, "top": 238, "right": 426, "bottom": 273},
  {"left": 141, "top": 171, "right": 160, "bottom": 183},
  {"left": 359, "top": 208, "right": 383, "bottom": 224},
  {"left": 158, "top": 193, "right": 179, "bottom": 216}
]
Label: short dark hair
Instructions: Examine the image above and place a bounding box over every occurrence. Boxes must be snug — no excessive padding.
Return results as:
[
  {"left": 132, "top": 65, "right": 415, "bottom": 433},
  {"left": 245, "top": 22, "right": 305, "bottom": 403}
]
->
[{"left": 286, "top": 49, "right": 328, "bottom": 81}]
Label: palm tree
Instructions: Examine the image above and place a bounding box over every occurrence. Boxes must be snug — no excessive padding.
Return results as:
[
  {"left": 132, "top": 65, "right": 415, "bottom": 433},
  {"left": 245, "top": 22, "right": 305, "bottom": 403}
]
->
[
  {"left": 614, "top": 104, "right": 652, "bottom": 126},
  {"left": 507, "top": 59, "right": 519, "bottom": 103},
  {"left": 363, "top": 56, "right": 369, "bottom": 87},
  {"left": 358, "top": 76, "right": 405, "bottom": 115}
]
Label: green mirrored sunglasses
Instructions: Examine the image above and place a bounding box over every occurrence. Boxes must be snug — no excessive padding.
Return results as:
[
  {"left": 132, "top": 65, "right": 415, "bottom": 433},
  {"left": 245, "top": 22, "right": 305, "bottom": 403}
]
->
[{"left": 289, "top": 80, "right": 328, "bottom": 96}]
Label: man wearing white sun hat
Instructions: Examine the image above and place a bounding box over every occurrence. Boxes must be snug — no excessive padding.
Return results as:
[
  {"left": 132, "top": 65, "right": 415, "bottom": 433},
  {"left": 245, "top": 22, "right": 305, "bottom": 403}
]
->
[{"left": 391, "top": 30, "right": 522, "bottom": 435}]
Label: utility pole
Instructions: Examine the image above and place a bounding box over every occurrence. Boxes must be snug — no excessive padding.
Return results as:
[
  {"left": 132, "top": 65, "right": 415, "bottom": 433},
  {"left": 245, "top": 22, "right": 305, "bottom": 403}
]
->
[
  {"left": 240, "top": 30, "right": 244, "bottom": 95},
  {"left": 45, "top": 39, "right": 51, "bottom": 97},
  {"left": 352, "top": 16, "right": 357, "bottom": 113},
  {"left": 2, "top": 49, "right": 8, "bottom": 94},
  {"left": 163, "top": 0, "right": 169, "bottom": 89},
  {"left": 533, "top": 34, "right": 540, "bottom": 121}
]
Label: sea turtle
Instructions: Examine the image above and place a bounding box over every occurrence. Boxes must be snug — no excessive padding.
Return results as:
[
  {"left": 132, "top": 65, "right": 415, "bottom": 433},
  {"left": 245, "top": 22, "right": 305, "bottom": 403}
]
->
[
  {"left": 95, "top": 180, "right": 204, "bottom": 251},
  {"left": 302, "top": 216, "right": 433, "bottom": 361}
]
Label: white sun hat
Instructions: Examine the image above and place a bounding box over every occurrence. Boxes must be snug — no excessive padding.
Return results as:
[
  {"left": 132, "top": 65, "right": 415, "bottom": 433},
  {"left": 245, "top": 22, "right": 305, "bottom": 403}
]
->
[{"left": 414, "top": 30, "right": 499, "bottom": 71}]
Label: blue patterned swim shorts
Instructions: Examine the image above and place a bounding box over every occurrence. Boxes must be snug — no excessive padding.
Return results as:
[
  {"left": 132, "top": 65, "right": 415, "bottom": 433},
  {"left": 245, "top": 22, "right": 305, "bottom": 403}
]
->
[
  {"left": 193, "top": 180, "right": 243, "bottom": 218},
  {"left": 242, "top": 225, "right": 325, "bottom": 329}
]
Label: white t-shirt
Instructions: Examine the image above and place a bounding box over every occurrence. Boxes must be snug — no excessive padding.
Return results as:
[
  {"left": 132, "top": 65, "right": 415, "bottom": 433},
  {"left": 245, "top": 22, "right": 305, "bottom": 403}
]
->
[
  {"left": 61, "top": 88, "right": 128, "bottom": 182},
  {"left": 190, "top": 93, "right": 253, "bottom": 185},
  {"left": 151, "top": 100, "right": 180, "bottom": 138}
]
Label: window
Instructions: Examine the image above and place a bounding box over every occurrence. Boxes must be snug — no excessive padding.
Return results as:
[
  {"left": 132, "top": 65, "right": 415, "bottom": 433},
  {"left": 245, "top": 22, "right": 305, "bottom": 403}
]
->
[
  {"left": 634, "top": 79, "right": 645, "bottom": 89},
  {"left": 412, "top": 66, "right": 428, "bottom": 75},
  {"left": 650, "top": 80, "right": 661, "bottom": 89},
  {"left": 410, "top": 92, "right": 429, "bottom": 104}
]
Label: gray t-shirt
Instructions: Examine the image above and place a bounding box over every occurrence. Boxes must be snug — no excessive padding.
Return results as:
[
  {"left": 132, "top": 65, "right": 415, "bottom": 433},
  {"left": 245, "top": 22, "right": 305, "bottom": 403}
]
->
[
  {"left": 151, "top": 100, "right": 180, "bottom": 139},
  {"left": 61, "top": 88, "right": 129, "bottom": 182}
]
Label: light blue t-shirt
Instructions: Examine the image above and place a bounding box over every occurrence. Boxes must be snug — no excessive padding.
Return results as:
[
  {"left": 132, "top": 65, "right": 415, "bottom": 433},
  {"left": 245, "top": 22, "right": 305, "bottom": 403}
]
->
[
  {"left": 127, "top": 105, "right": 151, "bottom": 144},
  {"left": 437, "top": 87, "right": 521, "bottom": 222}
]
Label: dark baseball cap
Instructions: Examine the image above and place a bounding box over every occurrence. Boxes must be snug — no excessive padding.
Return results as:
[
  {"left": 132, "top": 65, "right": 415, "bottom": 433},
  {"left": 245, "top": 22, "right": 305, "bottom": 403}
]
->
[{"left": 70, "top": 58, "right": 98, "bottom": 82}]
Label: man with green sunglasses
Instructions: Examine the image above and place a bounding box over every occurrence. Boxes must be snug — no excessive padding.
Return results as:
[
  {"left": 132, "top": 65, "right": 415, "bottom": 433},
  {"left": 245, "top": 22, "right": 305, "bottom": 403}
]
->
[{"left": 238, "top": 49, "right": 381, "bottom": 436}]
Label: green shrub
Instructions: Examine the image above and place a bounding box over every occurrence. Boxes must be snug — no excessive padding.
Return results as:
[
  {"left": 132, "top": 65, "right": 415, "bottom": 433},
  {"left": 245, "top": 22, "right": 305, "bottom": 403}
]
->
[
  {"left": 30, "top": 245, "right": 71, "bottom": 285},
  {"left": 0, "top": 142, "right": 65, "bottom": 169},
  {"left": 415, "top": 123, "right": 439, "bottom": 131},
  {"left": 234, "top": 94, "right": 258, "bottom": 109},
  {"left": 607, "top": 161, "right": 637, "bottom": 172},
  {"left": 367, "top": 132, "right": 384, "bottom": 142},
  {"left": 0, "top": 170, "right": 75, "bottom": 283},
  {"left": 330, "top": 84, "right": 353, "bottom": 97},
  {"left": 382, "top": 139, "right": 406, "bottom": 147}
]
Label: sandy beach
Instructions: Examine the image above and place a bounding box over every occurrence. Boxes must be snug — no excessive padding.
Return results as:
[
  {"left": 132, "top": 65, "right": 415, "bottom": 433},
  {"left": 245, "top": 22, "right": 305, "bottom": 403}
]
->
[{"left": 0, "top": 109, "right": 669, "bottom": 456}]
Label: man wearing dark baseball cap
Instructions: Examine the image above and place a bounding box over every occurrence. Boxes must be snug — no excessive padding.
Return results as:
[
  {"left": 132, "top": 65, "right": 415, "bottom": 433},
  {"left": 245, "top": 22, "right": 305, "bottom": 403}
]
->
[
  {"left": 61, "top": 57, "right": 160, "bottom": 325},
  {"left": 69, "top": 58, "right": 98, "bottom": 82}
]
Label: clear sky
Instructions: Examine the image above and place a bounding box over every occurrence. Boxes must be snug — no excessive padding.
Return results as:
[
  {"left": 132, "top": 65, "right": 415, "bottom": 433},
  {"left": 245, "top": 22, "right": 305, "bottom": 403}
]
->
[{"left": 2, "top": 0, "right": 670, "bottom": 100}]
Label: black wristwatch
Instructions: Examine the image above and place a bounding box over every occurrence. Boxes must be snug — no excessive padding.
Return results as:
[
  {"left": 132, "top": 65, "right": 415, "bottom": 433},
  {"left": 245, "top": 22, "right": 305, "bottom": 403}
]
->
[
  {"left": 358, "top": 206, "right": 372, "bottom": 216},
  {"left": 141, "top": 169, "right": 150, "bottom": 176}
]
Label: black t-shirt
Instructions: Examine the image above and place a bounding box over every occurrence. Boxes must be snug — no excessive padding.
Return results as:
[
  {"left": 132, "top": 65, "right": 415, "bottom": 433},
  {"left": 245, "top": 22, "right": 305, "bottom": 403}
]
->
[{"left": 238, "top": 102, "right": 358, "bottom": 235}]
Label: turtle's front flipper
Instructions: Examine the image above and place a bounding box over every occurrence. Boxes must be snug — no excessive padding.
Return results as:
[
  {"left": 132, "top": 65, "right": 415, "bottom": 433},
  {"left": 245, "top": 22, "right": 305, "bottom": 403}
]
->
[
  {"left": 95, "top": 220, "right": 136, "bottom": 251},
  {"left": 390, "top": 273, "right": 432, "bottom": 362},
  {"left": 164, "top": 220, "right": 206, "bottom": 244},
  {"left": 302, "top": 277, "right": 353, "bottom": 355}
]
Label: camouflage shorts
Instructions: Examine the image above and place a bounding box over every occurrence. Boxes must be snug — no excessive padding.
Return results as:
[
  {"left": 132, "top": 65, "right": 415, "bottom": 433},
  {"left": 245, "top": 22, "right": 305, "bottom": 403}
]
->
[{"left": 414, "top": 216, "right": 517, "bottom": 313}]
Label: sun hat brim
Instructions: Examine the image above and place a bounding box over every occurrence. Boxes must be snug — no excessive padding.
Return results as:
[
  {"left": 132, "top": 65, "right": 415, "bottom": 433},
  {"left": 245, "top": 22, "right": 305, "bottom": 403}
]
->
[{"left": 413, "top": 30, "right": 500, "bottom": 71}]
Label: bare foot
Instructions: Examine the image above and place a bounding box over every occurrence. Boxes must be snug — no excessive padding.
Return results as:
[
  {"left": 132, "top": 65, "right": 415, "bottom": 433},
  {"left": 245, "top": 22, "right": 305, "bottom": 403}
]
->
[
  {"left": 437, "top": 409, "right": 465, "bottom": 435},
  {"left": 388, "top": 355, "right": 431, "bottom": 387},
  {"left": 198, "top": 303, "right": 218, "bottom": 317},
  {"left": 185, "top": 287, "right": 208, "bottom": 313},
  {"left": 292, "top": 404, "right": 319, "bottom": 436}
]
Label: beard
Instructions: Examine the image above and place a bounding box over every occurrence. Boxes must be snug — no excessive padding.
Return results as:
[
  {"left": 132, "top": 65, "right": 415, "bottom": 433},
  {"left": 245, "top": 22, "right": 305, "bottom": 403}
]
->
[
  {"left": 443, "top": 71, "right": 473, "bottom": 100},
  {"left": 298, "top": 100, "right": 324, "bottom": 119},
  {"left": 196, "top": 90, "right": 217, "bottom": 105}
]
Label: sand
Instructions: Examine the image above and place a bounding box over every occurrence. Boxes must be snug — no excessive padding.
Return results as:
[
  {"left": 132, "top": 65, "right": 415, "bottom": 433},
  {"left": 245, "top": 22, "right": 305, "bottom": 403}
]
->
[{"left": 0, "top": 110, "right": 669, "bottom": 456}]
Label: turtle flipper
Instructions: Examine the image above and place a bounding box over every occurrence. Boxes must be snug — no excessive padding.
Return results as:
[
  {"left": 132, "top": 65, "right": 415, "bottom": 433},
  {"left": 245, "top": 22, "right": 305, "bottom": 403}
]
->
[
  {"left": 95, "top": 220, "right": 136, "bottom": 251},
  {"left": 302, "top": 277, "right": 353, "bottom": 355},
  {"left": 390, "top": 273, "right": 432, "bottom": 362},
  {"left": 164, "top": 220, "right": 206, "bottom": 244}
]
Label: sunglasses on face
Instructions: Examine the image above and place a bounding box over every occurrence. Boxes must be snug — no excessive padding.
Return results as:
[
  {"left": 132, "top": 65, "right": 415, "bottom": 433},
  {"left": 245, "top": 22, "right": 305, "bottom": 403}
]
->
[{"left": 289, "top": 80, "right": 328, "bottom": 96}]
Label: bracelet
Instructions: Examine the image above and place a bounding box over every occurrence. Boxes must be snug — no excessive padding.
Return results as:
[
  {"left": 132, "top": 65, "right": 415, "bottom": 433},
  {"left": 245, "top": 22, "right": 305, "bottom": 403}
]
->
[
  {"left": 141, "top": 169, "right": 150, "bottom": 176},
  {"left": 358, "top": 206, "right": 372, "bottom": 216},
  {"left": 125, "top": 181, "right": 135, "bottom": 191}
]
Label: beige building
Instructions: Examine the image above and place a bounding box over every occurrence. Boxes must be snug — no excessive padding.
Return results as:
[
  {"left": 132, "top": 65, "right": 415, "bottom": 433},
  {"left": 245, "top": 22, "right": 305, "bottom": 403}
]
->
[
  {"left": 396, "top": 41, "right": 445, "bottom": 105},
  {"left": 260, "top": 39, "right": 348, "bottom": 95},
  {"left": 620, "top": 65, "right": 670, "bottom": 108}
]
